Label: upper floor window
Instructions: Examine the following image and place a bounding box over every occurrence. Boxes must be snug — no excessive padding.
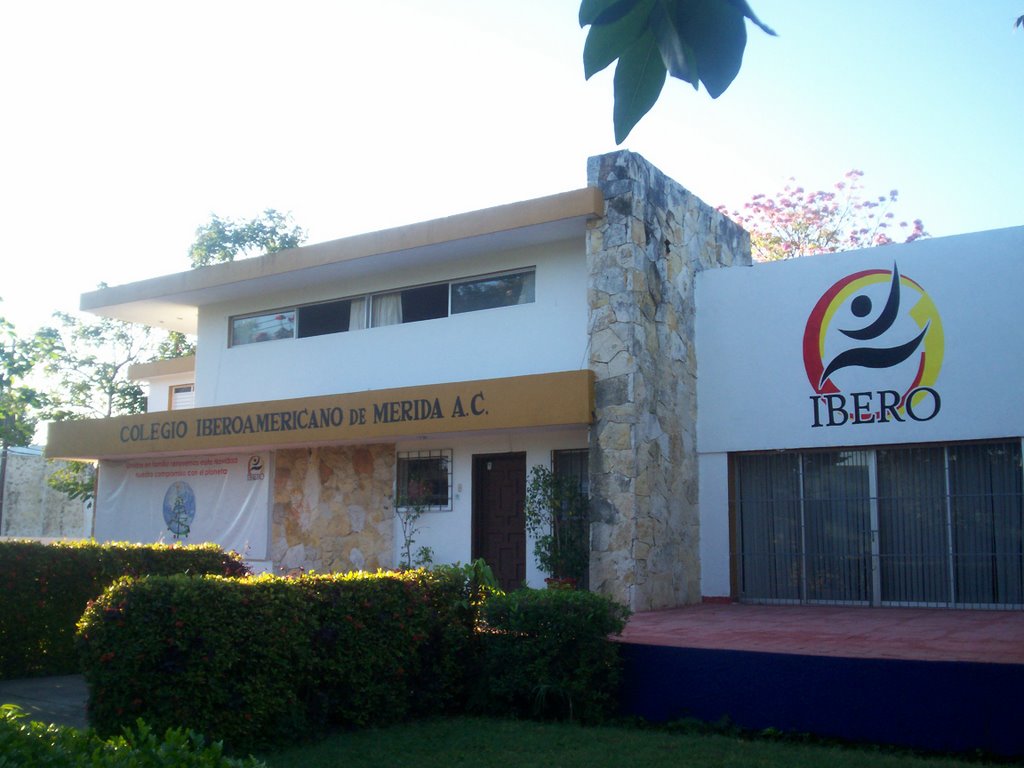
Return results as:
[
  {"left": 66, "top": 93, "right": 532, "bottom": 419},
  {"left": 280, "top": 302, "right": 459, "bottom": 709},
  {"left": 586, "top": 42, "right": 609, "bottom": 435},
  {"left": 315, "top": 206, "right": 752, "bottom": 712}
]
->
[
  {"left": 231, "top": 311, "right": 295, "bottom": 345},
  {"left": 297, "top": 298, "right": 355, "bottom": 337},
  {"left": 452, "top": 270, "right": 535, "bottom": 314},
  {"left": 229, "top": 268, "right": 534, "bottom": 346},
  {"left": 371, "top": 283, "right": 449, "bottom": 327},
  {"left": 169, "top": 384, "right": 195, "bottom": 410}
]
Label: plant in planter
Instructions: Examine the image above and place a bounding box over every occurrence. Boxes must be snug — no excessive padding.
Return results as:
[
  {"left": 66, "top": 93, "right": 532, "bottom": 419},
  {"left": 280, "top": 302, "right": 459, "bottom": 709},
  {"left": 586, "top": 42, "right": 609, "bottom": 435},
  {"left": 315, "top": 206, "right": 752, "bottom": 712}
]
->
[{"left": 524, "top": 465, "right": 589, "bottom": 586}]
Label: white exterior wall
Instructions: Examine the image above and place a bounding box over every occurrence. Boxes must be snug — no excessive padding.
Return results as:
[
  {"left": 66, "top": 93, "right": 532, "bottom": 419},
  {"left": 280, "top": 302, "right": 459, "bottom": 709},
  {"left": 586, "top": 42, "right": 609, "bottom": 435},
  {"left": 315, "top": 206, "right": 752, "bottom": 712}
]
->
[
  {"left": 193, "top": 239, "right": 587, "bottom": 407},
  {"left": 697, "top": 452, "right": 730, "bottom": 598},
  {"left": 393, "top": 427, "right": 589, "bottom": 588},
  {"left": 695, "top": 226, "right": 1024, "bottom": 596}
]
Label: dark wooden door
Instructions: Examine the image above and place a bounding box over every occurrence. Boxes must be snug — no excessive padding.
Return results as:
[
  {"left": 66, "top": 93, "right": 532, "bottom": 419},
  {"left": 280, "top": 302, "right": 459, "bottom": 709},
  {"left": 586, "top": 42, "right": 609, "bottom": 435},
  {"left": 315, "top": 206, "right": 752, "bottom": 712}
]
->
[{"left": 473, "top": 453, "right": 526, "bottom": 592}]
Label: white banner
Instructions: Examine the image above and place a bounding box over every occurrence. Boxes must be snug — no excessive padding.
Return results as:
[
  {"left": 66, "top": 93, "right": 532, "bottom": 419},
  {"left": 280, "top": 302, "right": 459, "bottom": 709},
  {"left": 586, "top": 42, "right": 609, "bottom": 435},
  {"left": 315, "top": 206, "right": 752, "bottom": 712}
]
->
[{"left": 95, "top": 453, "right": 270, "bottom": 559}]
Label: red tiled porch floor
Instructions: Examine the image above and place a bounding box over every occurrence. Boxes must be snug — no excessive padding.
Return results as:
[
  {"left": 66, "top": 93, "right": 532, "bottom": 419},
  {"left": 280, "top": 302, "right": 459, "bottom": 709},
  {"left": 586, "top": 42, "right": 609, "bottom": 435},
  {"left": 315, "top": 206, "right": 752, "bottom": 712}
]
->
[{"left": 617, "top": 603, "right": 1024, "bottom": 664}]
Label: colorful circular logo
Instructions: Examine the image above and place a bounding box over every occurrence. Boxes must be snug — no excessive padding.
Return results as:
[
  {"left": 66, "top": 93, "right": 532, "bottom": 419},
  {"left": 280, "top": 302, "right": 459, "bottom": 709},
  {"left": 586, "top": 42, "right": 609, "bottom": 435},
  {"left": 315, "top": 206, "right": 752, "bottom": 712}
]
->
[{"left": 803, "top": 264, "right": 943, "bottom": 416}]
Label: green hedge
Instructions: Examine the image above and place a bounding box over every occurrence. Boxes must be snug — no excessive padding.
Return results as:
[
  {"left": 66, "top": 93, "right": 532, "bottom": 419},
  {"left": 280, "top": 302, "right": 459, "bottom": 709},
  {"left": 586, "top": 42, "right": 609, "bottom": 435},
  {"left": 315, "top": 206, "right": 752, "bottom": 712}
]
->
[
  {"left": 77, "top": 569, "right": 479, "bottom": 750},
  {"left": 0, "top": 540, "right": 248, "bottom": 679},
  {"left": 295, "top": 569, "right": 475, "bottom": 726},
  {"left": 477, "top": 588, "right": 631, "bottom": 723},
  {"left": 78, "top": 566, "right": 630, "bottom": 751},
  {"left": 0, "top": 704, "right": 265, "bottom": 767}
]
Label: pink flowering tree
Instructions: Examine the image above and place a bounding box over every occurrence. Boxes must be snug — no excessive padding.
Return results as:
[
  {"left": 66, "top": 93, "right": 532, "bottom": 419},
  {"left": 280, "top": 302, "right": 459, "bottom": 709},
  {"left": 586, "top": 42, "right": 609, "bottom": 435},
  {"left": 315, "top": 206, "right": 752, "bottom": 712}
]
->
[{"left": 720, "top": 170, "right": 927, "bottom": 262}]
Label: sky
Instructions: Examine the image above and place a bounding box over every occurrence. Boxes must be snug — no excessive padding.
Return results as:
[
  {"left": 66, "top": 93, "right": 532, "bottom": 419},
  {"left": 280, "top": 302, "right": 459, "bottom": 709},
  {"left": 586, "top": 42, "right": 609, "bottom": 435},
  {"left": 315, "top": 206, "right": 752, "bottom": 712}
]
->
[{"left": 1, "top": 1, "right": 1021, "bottom": 336}]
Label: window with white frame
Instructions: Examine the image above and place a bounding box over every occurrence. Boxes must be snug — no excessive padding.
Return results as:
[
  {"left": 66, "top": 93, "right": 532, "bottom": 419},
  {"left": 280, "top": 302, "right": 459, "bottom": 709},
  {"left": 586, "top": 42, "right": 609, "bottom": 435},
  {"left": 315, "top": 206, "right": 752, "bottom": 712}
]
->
[
  {"left": 169, "top": 384, "right": 195, "bottom": 410},
  {"left": 230, "top": 310, "right": 296, "bottom": 345},
  {"left": 229, "top": 268, "right": 534, "bottom": 346},
  {"left": 451, "top": 270, "right": 535, "bottom": 314},
  {"left": 396, "top": 449, "right": 453, "bottom": 510},
  {"left": 371, "top": 283, "right": 449, "bottom": 328}
]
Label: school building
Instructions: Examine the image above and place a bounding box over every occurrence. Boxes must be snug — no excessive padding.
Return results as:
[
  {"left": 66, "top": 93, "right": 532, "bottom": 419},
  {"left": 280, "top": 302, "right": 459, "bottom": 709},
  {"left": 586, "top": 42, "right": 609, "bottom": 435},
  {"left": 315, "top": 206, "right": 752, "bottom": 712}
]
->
[{"left": 46, "top": 151, "right": 1024, "bottom": 610}]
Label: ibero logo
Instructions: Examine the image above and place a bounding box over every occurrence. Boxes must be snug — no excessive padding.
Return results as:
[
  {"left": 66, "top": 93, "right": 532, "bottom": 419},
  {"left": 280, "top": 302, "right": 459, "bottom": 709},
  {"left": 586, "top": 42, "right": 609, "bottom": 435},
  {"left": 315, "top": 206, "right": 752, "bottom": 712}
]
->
[
  {"left": 247, "top": 455, "right": 265, "bottom": 481},
  {"left": 802, "top": 264, "right": 944, "bottom": 428}
]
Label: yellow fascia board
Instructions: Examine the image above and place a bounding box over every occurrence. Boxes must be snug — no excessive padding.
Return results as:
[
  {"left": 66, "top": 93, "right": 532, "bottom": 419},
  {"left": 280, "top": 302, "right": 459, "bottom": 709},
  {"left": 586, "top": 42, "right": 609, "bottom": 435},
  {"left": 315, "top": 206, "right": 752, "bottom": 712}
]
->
[{"left": 45, "top": 370, "right": 595, "bottom": 460}]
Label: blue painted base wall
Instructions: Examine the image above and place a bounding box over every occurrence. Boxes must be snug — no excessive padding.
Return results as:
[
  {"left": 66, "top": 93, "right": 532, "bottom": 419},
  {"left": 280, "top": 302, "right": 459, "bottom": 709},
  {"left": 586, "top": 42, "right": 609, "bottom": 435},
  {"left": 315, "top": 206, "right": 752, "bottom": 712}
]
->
[{"left": 618, "top": 643, "right": 1024, "bottom": 757}]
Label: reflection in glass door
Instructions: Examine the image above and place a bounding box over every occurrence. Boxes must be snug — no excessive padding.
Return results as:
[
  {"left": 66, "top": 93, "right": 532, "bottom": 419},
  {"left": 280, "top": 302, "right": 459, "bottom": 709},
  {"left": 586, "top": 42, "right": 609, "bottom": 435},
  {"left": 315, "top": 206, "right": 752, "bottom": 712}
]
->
[{"left": 802, "top": 452, "right": 872, "bottom": 603}]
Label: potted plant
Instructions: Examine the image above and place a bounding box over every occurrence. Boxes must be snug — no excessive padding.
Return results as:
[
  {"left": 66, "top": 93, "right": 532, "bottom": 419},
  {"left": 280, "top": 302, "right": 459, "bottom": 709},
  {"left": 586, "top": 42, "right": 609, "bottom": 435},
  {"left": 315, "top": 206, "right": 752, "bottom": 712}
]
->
[{"left": 524, "top": 465, "right": 589, "bottom": 587}]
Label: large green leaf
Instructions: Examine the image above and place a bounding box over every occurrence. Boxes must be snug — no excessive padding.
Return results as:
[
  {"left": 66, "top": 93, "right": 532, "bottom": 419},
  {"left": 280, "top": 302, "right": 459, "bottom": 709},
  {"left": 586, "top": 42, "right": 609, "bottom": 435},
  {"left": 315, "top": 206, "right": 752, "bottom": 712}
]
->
[
  {"left": 580, "top": 0, "right": 775, "bottom": 143},
  {"left": 670, "top": 0, "right": 747, "bottom": 98},
  {"left": 612, "top": 29, "right": 667, "bottom": 144},
  {"left": 725, "top": 0, "right": 777, "bottom": 35},
  {"left": 583, "top": 0, "right": 656, "bottom": 79},
  {"left": 579, "top": 0, "right": 642, "bottom": 27},
  {"left": 649, "top": 0, "right": 698, "bottom": 86}
]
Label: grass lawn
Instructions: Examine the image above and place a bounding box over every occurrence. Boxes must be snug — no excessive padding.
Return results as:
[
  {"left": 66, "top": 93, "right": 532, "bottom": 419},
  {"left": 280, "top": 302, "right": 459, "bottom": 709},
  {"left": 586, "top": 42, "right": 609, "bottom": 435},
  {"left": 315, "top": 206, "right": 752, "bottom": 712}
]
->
[{"left": 260, "top": 717, "right": 997, "bottom": 768}]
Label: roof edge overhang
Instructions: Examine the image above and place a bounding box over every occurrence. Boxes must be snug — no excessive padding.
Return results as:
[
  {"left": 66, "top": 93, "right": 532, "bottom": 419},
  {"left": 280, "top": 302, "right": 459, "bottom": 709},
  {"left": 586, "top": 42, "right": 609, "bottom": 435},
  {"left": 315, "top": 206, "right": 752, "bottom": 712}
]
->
[
  {"left": 128, "top": 355, "right": 196, "bottom": 382},
  {"left": 80, "top": 187, "right": 605, "bottom": 333}
]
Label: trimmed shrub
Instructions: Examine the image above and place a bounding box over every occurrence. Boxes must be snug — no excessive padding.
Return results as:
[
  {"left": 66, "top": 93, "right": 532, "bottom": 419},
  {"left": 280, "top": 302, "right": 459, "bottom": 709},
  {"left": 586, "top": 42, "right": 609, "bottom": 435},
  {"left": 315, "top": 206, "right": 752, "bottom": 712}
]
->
[
  {"left": 477, "top": 588, "right": 631, "bottom": 723},
  {"left": 78, "top": 569, "right": 480, "bottom": 750},
  {"left": 78, "top": 564, "right": 632, "bottom": 750},
  {"left": 0, "top": 704, "right": 265, "bottom": 767},
  {"left": 403, "top": 560, "right": 498, "bottom": 714},
  {"left": 0, "top": 540, "right": 248, "bottom": 679},
  {"left": 78, "top": 574, "right": 314, "bottom": 750},
  {"left": 296, "top": 573, "right": 433, "bottom": 727}
]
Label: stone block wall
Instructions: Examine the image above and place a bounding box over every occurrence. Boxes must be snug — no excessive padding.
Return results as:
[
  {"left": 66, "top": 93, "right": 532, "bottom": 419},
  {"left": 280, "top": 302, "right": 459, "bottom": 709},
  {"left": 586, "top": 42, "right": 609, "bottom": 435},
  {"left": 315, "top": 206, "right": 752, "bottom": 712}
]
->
[
  {"left": 0, "top": 450, "right": 91, "bottom": 538},
  {"left": 272, "top": 444, "right": 395, "bottom": 574},
  {"left": 587, "top": 150, "right": 750, "bottom": 611}
]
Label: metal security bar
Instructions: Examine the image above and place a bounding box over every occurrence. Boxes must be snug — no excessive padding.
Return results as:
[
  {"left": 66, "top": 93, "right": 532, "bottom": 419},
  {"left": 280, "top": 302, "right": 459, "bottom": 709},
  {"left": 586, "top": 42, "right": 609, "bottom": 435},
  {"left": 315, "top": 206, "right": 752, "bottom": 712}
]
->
[{"left": 734, "top": 440, "right": 1024, "bottom": 609}]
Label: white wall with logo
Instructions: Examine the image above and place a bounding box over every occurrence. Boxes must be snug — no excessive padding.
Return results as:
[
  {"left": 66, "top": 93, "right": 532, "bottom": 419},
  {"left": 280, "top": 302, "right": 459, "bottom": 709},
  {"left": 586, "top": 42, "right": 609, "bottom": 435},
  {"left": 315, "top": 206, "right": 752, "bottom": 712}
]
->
[
  {"left": 695, "top": 226, "right": 1024, "bottom": 597},
  {"left": 697, "top": 227, "right": 1024, "bottom": 452}
]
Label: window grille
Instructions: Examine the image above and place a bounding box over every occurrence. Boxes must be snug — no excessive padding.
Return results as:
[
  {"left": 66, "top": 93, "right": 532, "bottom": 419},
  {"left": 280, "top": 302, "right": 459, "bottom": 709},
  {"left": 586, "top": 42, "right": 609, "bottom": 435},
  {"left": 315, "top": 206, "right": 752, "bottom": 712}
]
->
[
  {"left": 396, "top": 449, "right": 453, "bottom": 511},
  {"left": 734, "top": 440, "right": 1024, "bottom": 608}
]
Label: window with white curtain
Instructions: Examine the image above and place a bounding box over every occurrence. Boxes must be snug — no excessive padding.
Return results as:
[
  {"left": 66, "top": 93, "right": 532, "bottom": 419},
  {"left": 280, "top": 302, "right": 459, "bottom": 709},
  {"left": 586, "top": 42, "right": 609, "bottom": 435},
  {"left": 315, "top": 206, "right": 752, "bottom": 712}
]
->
[{"left": 228, "top": 268, "right": 534, "bottom": 346}]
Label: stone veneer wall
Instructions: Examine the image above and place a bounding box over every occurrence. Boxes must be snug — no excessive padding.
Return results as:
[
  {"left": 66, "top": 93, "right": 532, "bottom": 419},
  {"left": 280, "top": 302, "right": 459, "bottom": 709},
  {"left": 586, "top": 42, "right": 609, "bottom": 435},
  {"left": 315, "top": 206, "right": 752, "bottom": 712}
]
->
[
  {"left": 272, "top": 445, "right": 395, "bottom": 574},
  {"left": 587, "top": 150, "right": 751, "bottom": 611},
  {"left": 1, "top": 450, "right": 91, "bottom": 538}
]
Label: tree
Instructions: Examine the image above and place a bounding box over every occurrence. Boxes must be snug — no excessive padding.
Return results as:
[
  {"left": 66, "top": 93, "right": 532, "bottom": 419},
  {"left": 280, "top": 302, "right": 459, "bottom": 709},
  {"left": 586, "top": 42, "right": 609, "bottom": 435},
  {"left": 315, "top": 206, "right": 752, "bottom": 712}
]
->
[
  {"left": 719, "top": 170, "right": 927, "bottom": 262},
  {"left": 157, "top": 209, "right": 309, "bottom": 359},
  {"left": 189, "top": 209, "right": 306, "bottom": 268},
  {"left": 43, "top": 312, "right": 152, "bottom": 421},
  {"left": 0, "top": 306, "right": 53, "bottom": 530},
  {"left": 154, "top": 329, "right": 197, "bottom": 361},
  {"left": 580, "top": 0, "right": 775, "bottom": 143},
  {"left": 42, "top": 313, "right": 158, "bottom": 504},
  {"left": 45, "top": 211, "right": 308, "bottom": 503}
]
